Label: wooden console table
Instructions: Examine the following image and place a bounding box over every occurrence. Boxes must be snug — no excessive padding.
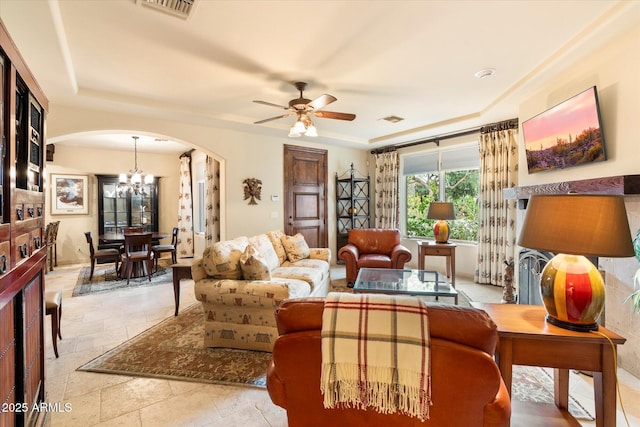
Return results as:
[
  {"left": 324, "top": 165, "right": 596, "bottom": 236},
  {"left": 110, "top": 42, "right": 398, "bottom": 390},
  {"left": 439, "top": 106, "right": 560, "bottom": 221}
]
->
[
  {"left": 417, "top": 241, "right": 456, "bottom": 287},
  {"left": 472, "top": 302, "right": 625, "bottom": 427}
]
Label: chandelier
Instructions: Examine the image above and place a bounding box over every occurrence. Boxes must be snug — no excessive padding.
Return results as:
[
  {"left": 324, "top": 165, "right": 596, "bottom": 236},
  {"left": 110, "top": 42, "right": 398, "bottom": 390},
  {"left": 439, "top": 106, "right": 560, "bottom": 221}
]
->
[
  {"left": 118, "top": 136, "right": 154, "bottom": 196},
  {"left": 288, "top": 113, "right": 318, "bottom": 138}
]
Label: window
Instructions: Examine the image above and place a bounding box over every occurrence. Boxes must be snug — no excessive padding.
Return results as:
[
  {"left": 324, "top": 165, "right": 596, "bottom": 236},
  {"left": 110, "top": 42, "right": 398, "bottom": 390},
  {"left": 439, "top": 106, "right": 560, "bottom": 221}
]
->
[
  {"left": 402, "top": 143, "right": 479, "bottom": 242},
  {"left": 195, "top": 180, "right": 205, "bottom": 233},
  {"left": 192, "top": 156, "right": 206, "bottom": 234}
]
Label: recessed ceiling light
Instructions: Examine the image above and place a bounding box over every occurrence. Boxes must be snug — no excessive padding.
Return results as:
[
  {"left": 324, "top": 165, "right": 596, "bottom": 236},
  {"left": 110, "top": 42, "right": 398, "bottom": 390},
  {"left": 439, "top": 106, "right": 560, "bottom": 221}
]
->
[{"left": 474, "top": 68, "right": 496, "bottom": 79}]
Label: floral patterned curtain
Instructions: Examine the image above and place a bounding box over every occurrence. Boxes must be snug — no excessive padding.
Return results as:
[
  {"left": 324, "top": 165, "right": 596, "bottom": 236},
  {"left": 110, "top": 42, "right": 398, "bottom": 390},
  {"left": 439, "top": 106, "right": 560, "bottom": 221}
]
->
[
  {"left": 204, "top": 155, "right": 220, "bottom": 244},
  {"left": 177, "top": 155, "right": 194, "bottom": 258},
  {"left": 374, "top": 150, "right": 399, "bottom": 229},
  {"left": 475, "top": 123, "right": 519, "bottom": 289}
]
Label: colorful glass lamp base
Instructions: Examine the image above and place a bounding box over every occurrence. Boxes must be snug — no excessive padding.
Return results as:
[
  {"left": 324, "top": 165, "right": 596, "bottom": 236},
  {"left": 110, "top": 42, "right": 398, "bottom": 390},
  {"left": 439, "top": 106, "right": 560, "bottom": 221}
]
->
[
  {"left": 433, "top": 220, "right": 450, "bottom": 244},
  {"left": 539, "top": 254, "right": 604, "bottom": 332}
]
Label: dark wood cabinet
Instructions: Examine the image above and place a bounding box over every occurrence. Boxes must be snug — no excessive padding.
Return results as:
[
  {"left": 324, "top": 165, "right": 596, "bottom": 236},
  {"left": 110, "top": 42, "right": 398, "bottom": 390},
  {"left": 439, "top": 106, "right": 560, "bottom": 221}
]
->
[
  {"left": 0, "top": 19, "right": 48, "bottom": 427},
  {"left": 336, "top": 164, "right": 370, "bottom": 257},
  {"left": 97, "top": 175, "right": 159, "bottom": 240}
]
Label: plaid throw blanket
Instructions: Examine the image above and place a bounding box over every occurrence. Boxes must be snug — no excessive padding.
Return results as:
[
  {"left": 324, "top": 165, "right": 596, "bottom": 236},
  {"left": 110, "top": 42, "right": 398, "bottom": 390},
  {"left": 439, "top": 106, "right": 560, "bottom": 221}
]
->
[{"left": 320, "top": 292, "right": 432, "bottom": 421}]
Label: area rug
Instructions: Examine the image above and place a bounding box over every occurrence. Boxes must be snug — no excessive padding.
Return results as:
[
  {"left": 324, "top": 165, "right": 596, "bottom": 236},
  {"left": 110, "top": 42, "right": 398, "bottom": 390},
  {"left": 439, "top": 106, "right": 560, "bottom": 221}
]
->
[
  {"left": 77, "top": 304, "right": 272, "bottom": 388},
  {"left": 73, "top": 259, "right": 172, "bottom": 297},
  {"left": 511, "top": 365, "right": 594, "bottom": 420}
]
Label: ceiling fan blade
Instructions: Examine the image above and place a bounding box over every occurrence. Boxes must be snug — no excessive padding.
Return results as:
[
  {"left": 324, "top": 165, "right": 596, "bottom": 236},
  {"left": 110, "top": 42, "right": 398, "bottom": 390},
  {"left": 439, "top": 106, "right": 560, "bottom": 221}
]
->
[
  {"left": 308, "top": 94, "right": 337, "bottom": 110},
  {"left": 253, "top": 100, "right": 289, "bottom": 109},
  {"left": 254, "top": 113, "right": 293, "bottom": 124},
  {"left": 312, "top": 110, "right": 356, "bottom": 121}
]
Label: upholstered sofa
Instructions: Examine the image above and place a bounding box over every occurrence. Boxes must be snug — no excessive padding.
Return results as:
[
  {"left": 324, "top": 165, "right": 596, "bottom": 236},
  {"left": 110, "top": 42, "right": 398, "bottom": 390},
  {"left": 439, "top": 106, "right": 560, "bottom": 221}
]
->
[
  {"left": 267, "top": 298, "right": 511, "bottom": 427},
  {"left": 338, "top": 228, "right": 412, "bottom": 285},
  {"left": 191, "top": 230, "right": 330, "bottom": 352}
]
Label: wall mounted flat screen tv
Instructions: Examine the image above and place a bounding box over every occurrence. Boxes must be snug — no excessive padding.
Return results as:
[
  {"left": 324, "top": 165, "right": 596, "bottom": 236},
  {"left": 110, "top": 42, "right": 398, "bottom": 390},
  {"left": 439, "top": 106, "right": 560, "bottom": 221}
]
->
[{"left": 522, "top": 86, "right": 606, "bottom": 174}]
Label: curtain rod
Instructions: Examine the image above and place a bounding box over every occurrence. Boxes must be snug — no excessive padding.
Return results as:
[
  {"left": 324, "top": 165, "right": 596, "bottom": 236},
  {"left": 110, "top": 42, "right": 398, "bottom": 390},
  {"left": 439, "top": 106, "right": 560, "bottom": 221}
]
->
[{"left": 371, "top": 118, "right": 518, "bottom": 154}]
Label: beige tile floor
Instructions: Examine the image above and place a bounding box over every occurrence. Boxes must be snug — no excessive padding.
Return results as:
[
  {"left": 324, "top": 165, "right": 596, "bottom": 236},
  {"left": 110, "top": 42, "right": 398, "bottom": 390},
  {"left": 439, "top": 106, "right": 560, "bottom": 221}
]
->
[{"left": 42, "top": 263, "right": 640, "bottom": 426}]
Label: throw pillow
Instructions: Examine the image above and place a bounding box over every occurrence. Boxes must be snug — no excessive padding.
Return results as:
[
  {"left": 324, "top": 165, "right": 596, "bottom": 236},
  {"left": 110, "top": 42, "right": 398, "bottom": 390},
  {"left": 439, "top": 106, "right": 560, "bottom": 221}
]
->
[
  {"left": 280, "top": 233, "right": 310, "bottom": 263},
  {"left": 201, "top": 236, "right": 249, "bottom": 279},
  {"left": 249, "top": 234, "right": 280, "bottom": 271},
  {"left": 267, "top": 230, "right": 287, "bottom": 265},
  {"left": 240, "top": 244, "right": 272, "bottom": 280}
]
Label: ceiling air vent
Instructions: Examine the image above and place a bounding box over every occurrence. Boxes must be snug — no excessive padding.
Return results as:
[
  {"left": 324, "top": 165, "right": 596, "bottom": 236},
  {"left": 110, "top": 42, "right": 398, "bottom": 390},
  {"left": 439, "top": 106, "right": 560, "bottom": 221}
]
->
[
  {"left": 380, "top": 115, "right": 405, "bottom": 123},
  {"left": 138, "top": 0, "right": 196, "bottom": 19}
]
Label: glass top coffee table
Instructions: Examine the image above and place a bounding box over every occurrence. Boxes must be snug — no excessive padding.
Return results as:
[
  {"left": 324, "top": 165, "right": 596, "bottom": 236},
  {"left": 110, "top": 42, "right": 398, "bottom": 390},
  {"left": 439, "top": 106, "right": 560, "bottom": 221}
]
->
[{"left": 353, "top": 268, "right": 458, "bottom": 305}]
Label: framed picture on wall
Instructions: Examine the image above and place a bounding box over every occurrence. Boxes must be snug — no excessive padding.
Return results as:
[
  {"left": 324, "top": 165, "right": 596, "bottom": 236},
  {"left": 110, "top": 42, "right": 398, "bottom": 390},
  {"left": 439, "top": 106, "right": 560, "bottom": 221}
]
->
[{"left": 51, "top": 174, "right": 89, "bottom": 215}]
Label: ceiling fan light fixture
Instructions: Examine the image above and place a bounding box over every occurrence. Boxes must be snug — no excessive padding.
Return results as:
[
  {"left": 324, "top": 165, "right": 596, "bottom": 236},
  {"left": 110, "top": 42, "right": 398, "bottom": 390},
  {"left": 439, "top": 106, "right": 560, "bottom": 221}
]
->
[
  {"left": 303, "top": 115, "right": 318, "bottom": 137},
  {"left": 288, "top": 125, "right": 302, "bottom": 138},
  {"left": 305, "top": 123, "right": 318, "bottom": 137},
  {"left": 293, "top": 118, "right": 307, "bottom": 134},
  {"left": 254, "top": 81, "right": 355, "bottom": 137}
]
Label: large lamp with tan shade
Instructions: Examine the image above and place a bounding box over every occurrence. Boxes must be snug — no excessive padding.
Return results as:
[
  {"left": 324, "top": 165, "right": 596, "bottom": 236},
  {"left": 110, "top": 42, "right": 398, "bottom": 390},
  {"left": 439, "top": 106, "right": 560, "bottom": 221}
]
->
[
  {"left": 518, "top": 194, "right": 634, "bottom": 332},
  {"left": 427, "top": 202, "right": 456, "bottom": 244}
]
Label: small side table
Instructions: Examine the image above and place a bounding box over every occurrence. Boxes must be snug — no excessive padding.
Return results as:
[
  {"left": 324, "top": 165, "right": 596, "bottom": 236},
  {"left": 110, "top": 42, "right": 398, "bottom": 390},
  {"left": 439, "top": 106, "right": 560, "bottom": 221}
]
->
[
  {"left": 471, "top": 302, "right": 625, "bottom": 427},
  {"left": 171, "top": 259, "right": 194, "bottom": 316},
  {"left": 417, "top": 241, "right": 456, "bottom": 288}
]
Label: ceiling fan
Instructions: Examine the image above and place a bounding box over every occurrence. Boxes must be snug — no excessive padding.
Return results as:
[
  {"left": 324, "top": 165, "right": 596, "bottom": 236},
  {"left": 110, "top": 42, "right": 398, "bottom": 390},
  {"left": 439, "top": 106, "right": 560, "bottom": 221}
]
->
[{"left": 253, "top": 82, "right": 356, "bottom": 137}]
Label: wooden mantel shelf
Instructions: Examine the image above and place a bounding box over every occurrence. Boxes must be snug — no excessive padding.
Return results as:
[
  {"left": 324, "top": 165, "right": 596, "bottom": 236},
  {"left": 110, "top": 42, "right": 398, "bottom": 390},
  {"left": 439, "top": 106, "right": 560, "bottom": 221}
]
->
[{"left": 504, "top": 174, "right": 640, "bottom": 201}]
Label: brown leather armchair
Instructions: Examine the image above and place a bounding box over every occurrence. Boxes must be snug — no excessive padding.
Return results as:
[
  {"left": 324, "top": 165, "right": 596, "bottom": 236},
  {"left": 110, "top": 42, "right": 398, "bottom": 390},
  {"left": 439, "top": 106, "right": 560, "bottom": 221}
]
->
[
  {"left": 267, "top": 298, "right": 511, "bottom": 427},
  {"left": 338, "top": 228, "right": 412, "bottom": 285}
]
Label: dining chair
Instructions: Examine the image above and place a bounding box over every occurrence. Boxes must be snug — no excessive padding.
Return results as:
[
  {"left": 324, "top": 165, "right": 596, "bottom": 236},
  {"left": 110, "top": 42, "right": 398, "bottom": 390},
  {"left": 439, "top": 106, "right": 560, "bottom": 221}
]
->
[
  {"left": 44, "top": 222, "right": 53, "bottom": 272},
  {"left": 152, "top": 227, "right": 178, "bottom": 271},
  {"left": 121, "top": 232, "right": 154, "bottom": 284},
  {"left": 84, "top": 231, "right": 120, "bottom": 280},
  {"left": 45, "top": 291, "right": 62, "bottom": 358},
  {"left": 119, "top": 226, "right": 146, "bottom": 253},
  {"left": 45, "top": 221, "right": 60, "bottom": 272}
]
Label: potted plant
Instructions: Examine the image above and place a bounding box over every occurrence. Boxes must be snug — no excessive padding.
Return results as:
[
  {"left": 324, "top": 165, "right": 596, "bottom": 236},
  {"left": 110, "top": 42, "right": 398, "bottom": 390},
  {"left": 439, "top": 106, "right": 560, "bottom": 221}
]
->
[{"left": 626, "top": 228, "right": 640, "bottom": 313}]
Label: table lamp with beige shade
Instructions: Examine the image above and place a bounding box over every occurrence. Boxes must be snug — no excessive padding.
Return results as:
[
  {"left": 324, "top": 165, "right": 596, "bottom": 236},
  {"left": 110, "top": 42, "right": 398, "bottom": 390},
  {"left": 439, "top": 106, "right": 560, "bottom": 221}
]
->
[
  {"left": 427, "top": 202, "right": 456, "bottom": 244},
  {"left": 518, "top": 194, "right": 634, "bottom": 332}
]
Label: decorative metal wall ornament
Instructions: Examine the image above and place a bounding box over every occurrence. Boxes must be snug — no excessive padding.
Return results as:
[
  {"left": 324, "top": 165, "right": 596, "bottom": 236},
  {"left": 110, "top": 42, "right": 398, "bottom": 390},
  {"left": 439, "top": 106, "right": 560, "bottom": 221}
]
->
[{"left": 243, "top": 178, "right": 262, "bottom": 205}]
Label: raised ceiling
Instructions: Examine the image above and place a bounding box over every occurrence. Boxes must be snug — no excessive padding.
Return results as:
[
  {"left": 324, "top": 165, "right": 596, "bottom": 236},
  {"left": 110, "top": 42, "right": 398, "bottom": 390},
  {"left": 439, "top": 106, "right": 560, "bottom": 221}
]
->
[{"left": 1, "top": 0, "right": 638, "bottom": 153}]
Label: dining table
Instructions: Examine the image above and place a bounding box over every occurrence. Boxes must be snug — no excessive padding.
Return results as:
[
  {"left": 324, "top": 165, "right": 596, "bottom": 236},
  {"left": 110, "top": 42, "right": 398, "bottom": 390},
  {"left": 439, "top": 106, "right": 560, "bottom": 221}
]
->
[
  {"left": 99, "top": 231, "right": 170, "bottom": 278},
  {"left": 99, "top": 231, "right": 170, "bottom": 244}
]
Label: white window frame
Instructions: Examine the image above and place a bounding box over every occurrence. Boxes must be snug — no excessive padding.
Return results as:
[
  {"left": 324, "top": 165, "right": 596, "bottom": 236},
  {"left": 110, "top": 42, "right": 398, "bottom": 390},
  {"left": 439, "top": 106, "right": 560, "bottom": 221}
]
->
[{"left": 399, "top": 141, "right": 479, "bottom": 238}]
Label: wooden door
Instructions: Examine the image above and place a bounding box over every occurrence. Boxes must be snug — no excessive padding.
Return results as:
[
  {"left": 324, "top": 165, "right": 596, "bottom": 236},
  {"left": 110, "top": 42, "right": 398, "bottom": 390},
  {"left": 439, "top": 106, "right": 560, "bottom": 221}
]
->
[{"left": 283, "top": 145, "right": 328, "bottom": 248}]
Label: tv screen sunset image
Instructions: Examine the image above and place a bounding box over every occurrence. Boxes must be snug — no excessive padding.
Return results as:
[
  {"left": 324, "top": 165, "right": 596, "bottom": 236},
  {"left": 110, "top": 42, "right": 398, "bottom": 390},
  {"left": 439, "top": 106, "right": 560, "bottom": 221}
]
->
[{"left": 522, "top": 87, "right": 605, "bottom": 173}]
